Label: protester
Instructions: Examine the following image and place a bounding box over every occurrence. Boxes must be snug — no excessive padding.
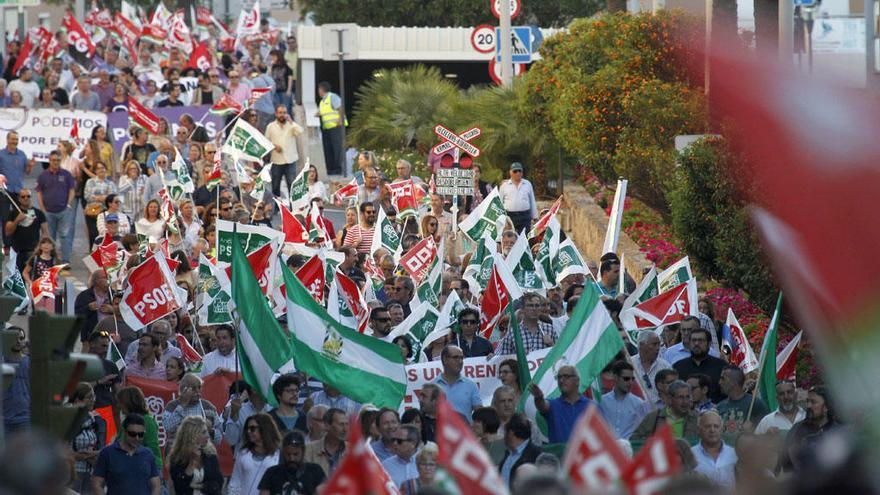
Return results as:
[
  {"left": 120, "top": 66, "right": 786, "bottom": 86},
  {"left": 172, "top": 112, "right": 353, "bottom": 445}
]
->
[
  {"left": 382, "top": 424, "right": 421, "bottom": 486},
  {"left": 435, "top": 345, "right": 481, "bottom": 422},
  {"left": 163, "top": 373, "right": 222, "bottom": 447},
  {"left": 755, "top": 380, "right": 806, "bottom": 435},
  {"left": 632, "top": 380, "right": 700, "bottom": 442},
  {"left": 167, "top": 416, "right": 223, "bottom": 495},
  {"left": 599, "top": 361, "right": 651, "bottom": 439},
  {"left": 6, "top": 190, "right": 48, "bottom": 271},
  {"left": 92, "top": 413, "right": 161, "bottom": 495},
  {"left": 35, "top": 150, "right": 74, "bottom": 262},
  {"left": 268, "top": 374, "right": 308, "bottom": 434},
  {"left": 303, "top": 407, "right": 349, "bottom": 477},
  {"left": 499, "top": 413, "right": 542, "bottom": 488},
  {"left": 69, "top": 382, "right": 106, "bottom": 494},
  {"left": 228, "top": 413, "right": 282, "bottom": 495},
  {"left": 691, "top": 411, "right": 738, "bottom": 488}
]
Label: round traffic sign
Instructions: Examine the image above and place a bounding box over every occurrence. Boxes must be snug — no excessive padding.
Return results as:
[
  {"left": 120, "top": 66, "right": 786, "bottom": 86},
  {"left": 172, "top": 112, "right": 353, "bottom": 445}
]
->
[
  {"left": 491, "top": 0, "right": 521, "bottom": 20},
  {"left": 488, "top": 58, "right": 525, "bottom": 85},
  {"left": 470, "top": 24, "right": 496, "bottom": 54}
]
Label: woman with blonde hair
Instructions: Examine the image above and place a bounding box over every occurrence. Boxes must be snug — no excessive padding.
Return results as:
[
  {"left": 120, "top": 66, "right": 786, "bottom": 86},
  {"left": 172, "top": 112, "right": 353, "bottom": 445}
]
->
[
  {"left": 168, "top": 416, "right": 223, "bottom": 495},
  {"left": 118, "top": 160, "right": 146, "bottom": 219},
  {"left": 420, "top": 214, "right": 441, "bottom": 243},
  {"left": 400, "top": 442, "right": 439, "bottom": 494},
  {"left": 136, "top": 199, "right": 165, "bottom": 241}
]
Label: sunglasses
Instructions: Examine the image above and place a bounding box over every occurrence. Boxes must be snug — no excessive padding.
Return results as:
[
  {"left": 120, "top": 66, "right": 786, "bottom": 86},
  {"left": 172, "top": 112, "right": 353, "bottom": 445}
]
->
[
  {"left": 460, "top": 319, "right": 478, "bottom": 325},
  {"left": 374, "top": 317, "right": 391, "bottom": 323},
  {"left": 126, "top": 430, "right": 145, "bottom": 438},
  {"left": 512, "top": 170, "right": 522, "bottom": 174},
  {"left": 620, "top": 376, "right": 634, "bottom": 382},
  {"left": 221, "top": 207, "right": 232, "bottom": 211},
  {"left": 19, "top": 195, "right": 30, "bottom": 199}
]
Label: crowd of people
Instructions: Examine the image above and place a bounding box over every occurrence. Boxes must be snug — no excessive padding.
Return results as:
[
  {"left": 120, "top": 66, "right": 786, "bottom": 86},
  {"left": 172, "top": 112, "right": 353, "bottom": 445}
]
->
[{"left": 0, "top": 7, "right": 845, "bottom": 495}]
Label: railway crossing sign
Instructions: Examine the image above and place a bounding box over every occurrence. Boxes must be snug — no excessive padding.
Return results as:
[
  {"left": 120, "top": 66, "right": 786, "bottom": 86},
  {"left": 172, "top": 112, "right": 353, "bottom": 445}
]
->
[{"left": 432, "top": 125, "right": 482, "bottom": 157}]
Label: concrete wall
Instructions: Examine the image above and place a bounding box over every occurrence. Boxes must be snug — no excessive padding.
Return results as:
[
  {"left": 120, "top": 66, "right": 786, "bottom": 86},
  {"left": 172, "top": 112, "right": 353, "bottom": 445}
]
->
[{"left": 557, "top": 182, "right": 651, "bottom": 284}]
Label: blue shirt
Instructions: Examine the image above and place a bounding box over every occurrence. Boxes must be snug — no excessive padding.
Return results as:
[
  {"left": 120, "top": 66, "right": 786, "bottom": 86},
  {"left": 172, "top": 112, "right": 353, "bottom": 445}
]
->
[
  {"left": 36, "top": 168, "right": 75, "bottom": 213},
  {"left": 435, "top": 374, "right": 481, "bottom": 423},
  {"left": 370, "top": 438, "right": 396, "bottom": 462},
  {"left": 500, "top": 439, "right": 529, "bottom": 485},
  {"left": 541, "top": 395, "right": 593, "bottom": 444},
  {"left": 93, "top": 440, "right": 159, "bottom": 495},
  {"left": 382, "top": 454, "right": 419, "bottom": 486},
  {"left": 691, "top": 442, "right": 738, "bottom": 487},
  {"left": 2, "top": 355, "right": 29, "bottom": 430},
  {"left": 599, "top": 391, "right": 651, "bottom": 439},
  {"left": 0, "top": 148, "right": 28, "bottom": 193}
]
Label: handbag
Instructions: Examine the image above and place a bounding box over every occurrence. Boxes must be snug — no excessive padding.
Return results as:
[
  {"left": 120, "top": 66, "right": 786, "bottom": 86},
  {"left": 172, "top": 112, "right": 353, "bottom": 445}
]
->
[{"left": 85, "top": 202, "right": 104, "bottom": 217}]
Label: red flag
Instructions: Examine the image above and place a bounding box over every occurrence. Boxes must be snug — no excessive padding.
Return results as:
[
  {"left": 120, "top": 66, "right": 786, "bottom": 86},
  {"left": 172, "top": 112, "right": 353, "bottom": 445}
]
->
[
  {"left": 528, "top": 195, "right": 563, "bottom": 239},
  {"left": 10, "top": 34, "right": 33, "bottom": 76},
  {"left": 399, "top": 236, "right": 436, "bottom": 284},
  {"left": 124, "top": 376, "right": 179, "bottom": 449},
  {"left": 295, "top": 255, "right": 325, "bottom": 304},
  {"left": 186, "top": 42, "right": 213, "bottom": 71},
  {"left": 223, "top": 241, "right": 276, "bottom": 296},
  {"left": 62, "top": 12, "right": 96, "bottom": 64},
  {"left": 275, "top": 198, "right": 307, "bottom": 244},
  {"left": 333, "top": 179, "right": 359, "bottom": 204},
  {"left": 175, "top": 334, "right": 203, "bottom": 363},
  {"left": 621, "top": 424, "right": 680, "bottom": 495},
  {"left": 70, "top": 118, "right": 79, "bottom": 141},
  {"left": 129, "top": 97, "right": 161, "bottom": 135},
  {"left": 721, "top": 308, "right": 759, "bottom": 373},
  {"left": 250, "top": 86, "right": 271, "bottom": 101},
  {"left": 195, "top": 6, "right": 213, "bottom": 26},
  {"left": 166, "top": 13, "right": 193, "bottom": 54},
  {"left": 112, "top": 12, "right": 140, "bottom": 65},
  {"left": 98, "top": 242, "right": 119, "bottom": 270},
  {"left": 386, "top": 180, "right": 419, "bottom": 218},
  {"left": 209, "top": 93, "right": 243, "bottom": 116},
  {"left": 436, "top": 397, "right": 509, "bottom": 495},
  {"left": 776, "top": 331, "right": 803, "bottom": 382},
  {"left": 480, "top": 262, "right": 512, "bottom": 338},
  {"left": 321, "top": 415, "right": 400, "bottom": 495},
  {"left": 622, "top": 279, "right": 698, "bottom": 330},
  {"left": 31, "top": 264, "right": 66, "bottom": 303},
  {"left": 334, "top": 271, "right": 369, "bottom": 334},
  {"left": 119, "top": 253, "right": 185, "bottom": 330},
  {"left": 562, "top": 405, "right": 629, "bottom": 493}
]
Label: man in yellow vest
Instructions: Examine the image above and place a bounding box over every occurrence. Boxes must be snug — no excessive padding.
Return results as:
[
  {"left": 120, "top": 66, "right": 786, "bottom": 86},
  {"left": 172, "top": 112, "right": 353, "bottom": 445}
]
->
[{"left": 316, "top": 81, "right": 345, "bottom": 176}]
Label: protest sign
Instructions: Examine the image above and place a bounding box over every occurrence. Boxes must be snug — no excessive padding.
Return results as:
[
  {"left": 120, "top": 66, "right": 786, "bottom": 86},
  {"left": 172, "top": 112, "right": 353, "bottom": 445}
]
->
[
  {"left": 0, "top": 109, "right": 106, "bottom": 161},
  {"left": 107, "top": 105, "right": 223, "bottom": 154}
]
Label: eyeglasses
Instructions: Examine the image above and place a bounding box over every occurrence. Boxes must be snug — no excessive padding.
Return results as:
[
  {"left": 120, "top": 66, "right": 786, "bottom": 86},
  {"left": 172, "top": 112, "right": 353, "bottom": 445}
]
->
[
  {"left": 418, "top": 462, "right": 437, "bottom": 468},
  {"left": 392, "top": 438, "right": 411, "bottom": 444},
  {"left": 126, "top": 430, "right": 145, "bottom": 438},
  {"left": 459, "top": 319, "right": 478, "bottom": 325},
  {"left": 373, "top": 317, "right": 391, "bottom": 323},
  {"left": 620, "top": 376, "right": 634, "bottom": 382}
]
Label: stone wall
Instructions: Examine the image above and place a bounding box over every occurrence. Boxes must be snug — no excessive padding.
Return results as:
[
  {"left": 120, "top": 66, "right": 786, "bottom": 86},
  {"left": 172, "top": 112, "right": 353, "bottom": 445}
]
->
[{"left": 555, "top": 182, "right": 651, "bottom": 284}]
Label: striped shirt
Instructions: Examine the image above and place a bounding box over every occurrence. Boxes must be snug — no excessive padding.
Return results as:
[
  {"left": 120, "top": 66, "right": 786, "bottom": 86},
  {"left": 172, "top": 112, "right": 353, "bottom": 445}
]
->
[{"left": 343, "top": 224, "right": 375, "bottom": 254}]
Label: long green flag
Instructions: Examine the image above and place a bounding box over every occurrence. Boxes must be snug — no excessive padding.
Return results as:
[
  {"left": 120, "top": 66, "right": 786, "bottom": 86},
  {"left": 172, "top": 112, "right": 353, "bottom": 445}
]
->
[
  {"left": 230, "top": 231, "right": 296, "bottom": 406},
  {"left": 758, "top": 293, "right": 783, "bottom": 411},
  {"left": 280, "top": 262, "right": 407, "bottom": 409}
]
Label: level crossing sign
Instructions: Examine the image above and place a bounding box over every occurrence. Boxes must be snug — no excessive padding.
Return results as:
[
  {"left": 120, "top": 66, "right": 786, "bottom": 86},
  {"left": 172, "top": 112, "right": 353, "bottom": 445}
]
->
[{"left": 432, "top": 125, "right": 482, "bottom": 157}]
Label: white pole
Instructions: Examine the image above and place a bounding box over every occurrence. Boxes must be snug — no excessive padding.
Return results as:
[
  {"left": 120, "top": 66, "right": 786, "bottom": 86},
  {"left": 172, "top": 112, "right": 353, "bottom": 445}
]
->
[{"left": 499, "top": 0, "right": 513, "bottom": 87}]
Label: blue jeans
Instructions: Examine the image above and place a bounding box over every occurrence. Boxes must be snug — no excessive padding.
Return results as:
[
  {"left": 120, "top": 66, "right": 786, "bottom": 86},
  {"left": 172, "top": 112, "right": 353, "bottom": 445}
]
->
[
  {"left": 45, "top": 207, "right": 73, "bottom": 263},
  {"left": 273, "top": 91, "right": 293, "bottom": 115},
  {"left": 270, "top": 161, "right": 297, "bottom": 197}
]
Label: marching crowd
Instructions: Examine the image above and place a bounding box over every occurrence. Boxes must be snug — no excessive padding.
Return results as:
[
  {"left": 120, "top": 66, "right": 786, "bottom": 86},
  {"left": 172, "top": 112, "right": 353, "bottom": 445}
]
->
[{"left": 0, "top": 7, "right": 841, "bottom": 495}]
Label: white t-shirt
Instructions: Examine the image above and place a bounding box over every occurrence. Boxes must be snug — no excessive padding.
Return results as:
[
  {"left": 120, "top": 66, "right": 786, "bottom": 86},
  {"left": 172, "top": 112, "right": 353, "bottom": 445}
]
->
[{"left": 8, "top": 79, "right": 40, "bottom": 107}]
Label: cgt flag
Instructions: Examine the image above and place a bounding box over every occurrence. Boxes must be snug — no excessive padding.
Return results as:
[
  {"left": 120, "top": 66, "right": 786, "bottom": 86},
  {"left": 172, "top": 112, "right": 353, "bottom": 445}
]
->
[
  {"left": 62, "top": 12, "right": 95, "bottom": 68},
  {"left": 563, "top": 404, "right": 629, "bottom": 493},
  {"left": 119, "top": 253, "right": 186, "bottom": 330}
]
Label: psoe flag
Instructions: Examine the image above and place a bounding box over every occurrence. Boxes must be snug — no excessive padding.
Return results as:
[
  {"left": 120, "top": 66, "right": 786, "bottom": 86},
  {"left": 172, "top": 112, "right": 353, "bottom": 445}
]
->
[
  {"left": 119, "top": 253, "right": 186, "bottom": 330},
  {"left": 281, "top": 262, "right": 407, "bottom": 410}
]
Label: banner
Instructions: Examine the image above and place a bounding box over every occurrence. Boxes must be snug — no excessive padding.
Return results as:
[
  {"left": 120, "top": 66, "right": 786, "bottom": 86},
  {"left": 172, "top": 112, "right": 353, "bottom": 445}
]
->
[
  {"left": 125, "top": 375, "right": 179, "bottom": 448},
  {"left": 119, "top": 253, "right": 187, "bottom": 330},
  {"left": 401, "top": 350, "right": 549, "bottom": 411},
  {"left": 108, "top": 105, "right": 224, "bottom": 154},
  {"left": 0, "top": 109, "right": 106, "bottom": 161}
]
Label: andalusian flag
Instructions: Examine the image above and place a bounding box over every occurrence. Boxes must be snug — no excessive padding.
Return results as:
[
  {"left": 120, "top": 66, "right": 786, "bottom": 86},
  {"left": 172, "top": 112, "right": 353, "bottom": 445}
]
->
[
  {"left": 459, "top": 187, "right": 507, "bottom": 242},
  {"left": 107, "top": 340, "right": 126, "bottom": 370},
  {"left": 288, "top": 163, "right": 310, "bottom": 212},
  {"left": 280, "top": 262, "right": 407, "bottom": 409},
  {"left": 520, "top": 283, "right": 623, "bottom": 435},
  {"left": 758, "top": 293, "right": 783, "bottom": 411},
  {"left": 1, "top": 249, "right": 30, "bottom": 312},
  {"left": 229, "top": 231, "right": 296, "bottom": 406},
  {"left": 370, "top": 206, "right": 402, "bottom": 261},
  {"left": 386, "top": 302, "right": 441, "bottom": 363},
  {"left": 462, "top": 234, "right": 496, "bottom": 293},
  {"left": 506, "top": 231, "right": 546, "bottom": 293}
]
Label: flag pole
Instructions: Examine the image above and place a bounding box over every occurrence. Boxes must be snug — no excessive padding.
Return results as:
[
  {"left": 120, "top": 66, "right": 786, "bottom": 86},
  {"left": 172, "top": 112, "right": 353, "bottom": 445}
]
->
[
  {"left": 746, "top": 337, "right": 769, "bottom": 424},
  {"left": 231, "top": 224, "right": 241, "bottom": 398}
]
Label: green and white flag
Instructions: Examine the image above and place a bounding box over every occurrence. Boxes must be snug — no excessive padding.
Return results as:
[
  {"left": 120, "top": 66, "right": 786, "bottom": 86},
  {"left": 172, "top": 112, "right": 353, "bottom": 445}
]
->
[
  {"left": 554, "top": 238, "right": 589, "bottom": 285},
  {"left": 505, "top": 231, "right": 546, "bottom": 294},
  {"left": 462, "top": 234, "right": 496, "bottom": 293},
  {"left": 107, "top": 339, "right": 127, "bottom": 370},
  {"left": 229, "top": 231, "right": 296, "bottom": 407},
  {"left": 289, "top": 162, "right": 310, "bottom": 212},
  {"left": 2, "top": 249, "right": 30, "bottom": 312},
  {"left": 758, "top": 293, "right": 783, "bottom": 411},
  {"left": 459, "top": 187, "right": 508, "bottom": 243},
  {"left": 171, "top": 147, "right": 195, "bottom": 195},
  {"left": 621, "top": 266, "right": 659, "bottom": 315},
  {"left": 386, "top": 301, "right": 440, "bottom": 363},
  {"left": 222, "top": 118, "right": 274, "bottom": 163},
  {"left": 422, "top": 290, "right": 466, "bottom": 350},
  {"left": 602, "top": 178, "right": 627, "bottom": 255},
  {"left": 196, "top": 253, "right": 232, "bottom": 325},
  {"left": 370, "top": 207, "right": 402, "bottom": 261},
  {"left": 280, "top": 262, "right": 407, "bottom": 409},
  {"left": 535, "top": 216, "right": 561, "bottom": 286},
  {"left": 250, "top": 163, "right": 272, "bottom": 201},
  {"left": 234, "top": 160, "right": 253, "bottom": 185},
  {"left": 520, "top": 283, "right": 624, "bottom": 436},
  {"left": 215, "top": 220, "right": 284, "bottom": 266},
  {"left": 658, "top": 256, "right": 693, "bottom": 293}
]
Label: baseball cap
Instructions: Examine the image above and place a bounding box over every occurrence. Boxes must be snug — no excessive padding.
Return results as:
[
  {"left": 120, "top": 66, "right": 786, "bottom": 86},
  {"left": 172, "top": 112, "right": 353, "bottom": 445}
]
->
[
  {"left": 105, "top": 213, "right": 119, "bottom": 223},
  {"left": 510, "top": 162, "right": 524, "bottom": 172}
]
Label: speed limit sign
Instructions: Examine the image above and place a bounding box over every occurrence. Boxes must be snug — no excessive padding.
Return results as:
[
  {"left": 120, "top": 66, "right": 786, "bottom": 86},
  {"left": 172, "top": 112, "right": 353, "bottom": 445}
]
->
[
  {"left": 491, "top": 0, "right": 521, "bottom": 20},
  {"left": 470, "top": 24, "right": 496, "bottom": 54}
]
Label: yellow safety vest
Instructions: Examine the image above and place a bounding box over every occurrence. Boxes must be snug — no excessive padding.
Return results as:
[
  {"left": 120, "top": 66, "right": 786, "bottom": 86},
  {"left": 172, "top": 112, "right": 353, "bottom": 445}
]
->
[{"left": 319, "top": 94, "right": 347, "bottom": 129}]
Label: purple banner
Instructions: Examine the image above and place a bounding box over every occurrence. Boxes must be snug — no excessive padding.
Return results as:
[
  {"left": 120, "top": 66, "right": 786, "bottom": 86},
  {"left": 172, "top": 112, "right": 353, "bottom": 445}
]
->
[{"left": 107, "top": 105, "right": 224, "bottom": 154}]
